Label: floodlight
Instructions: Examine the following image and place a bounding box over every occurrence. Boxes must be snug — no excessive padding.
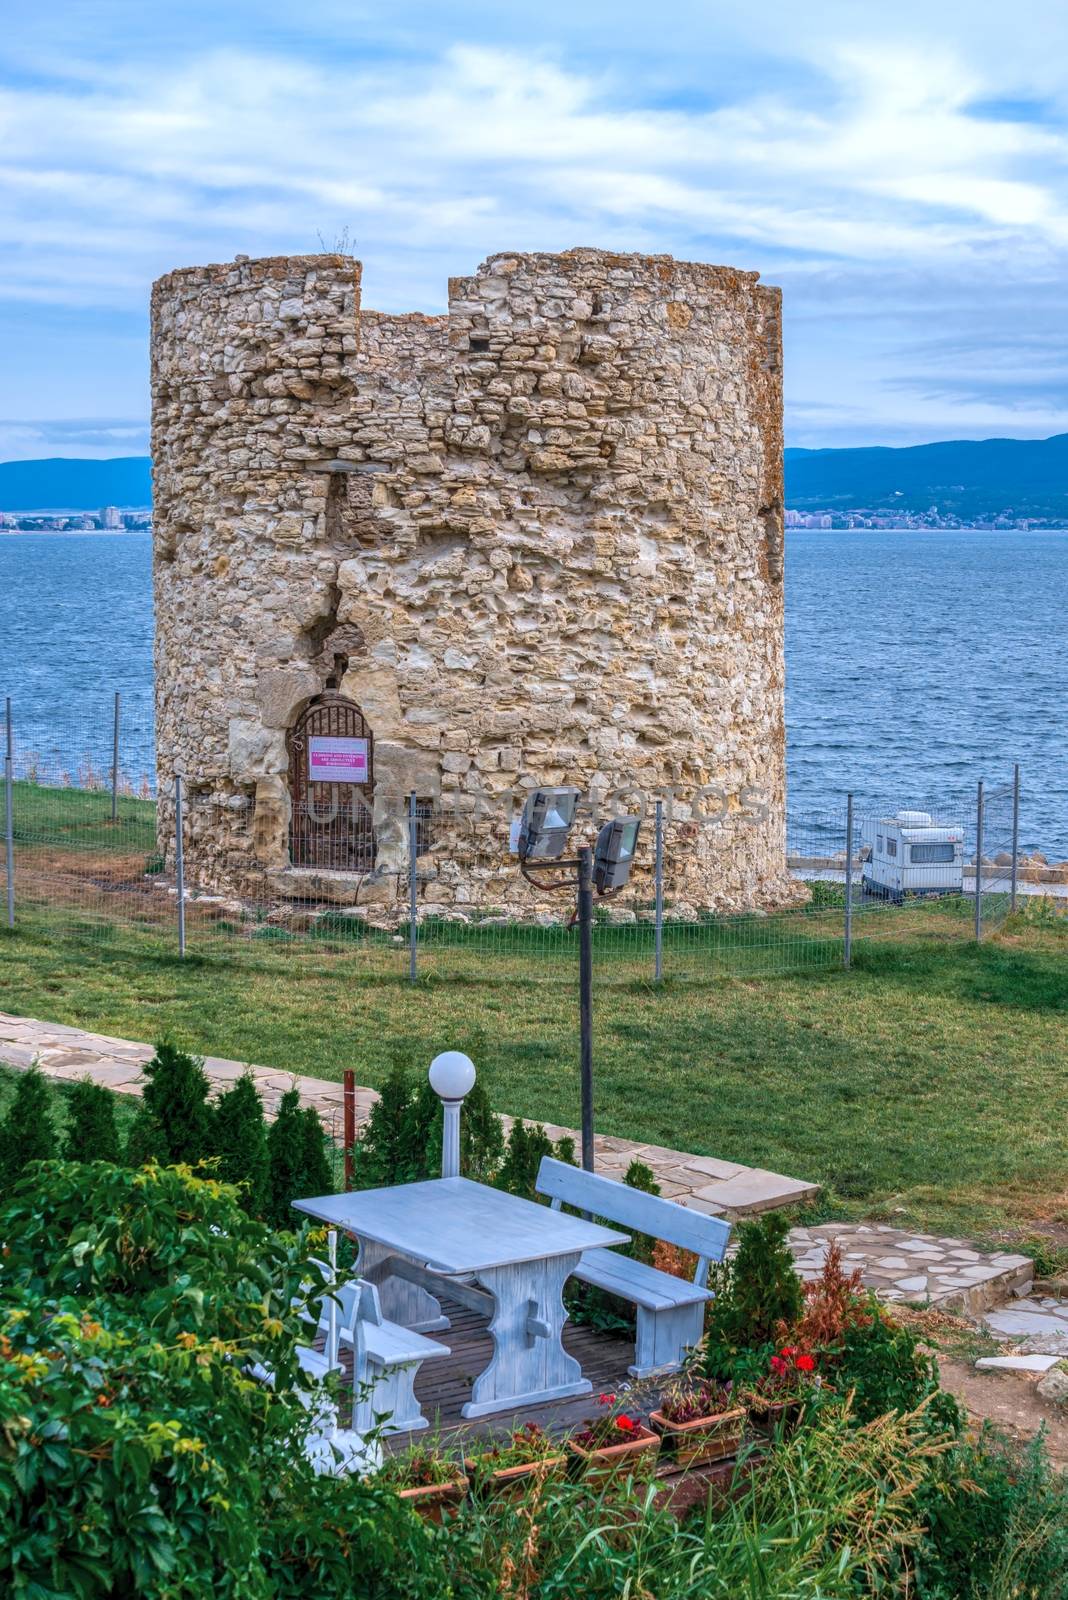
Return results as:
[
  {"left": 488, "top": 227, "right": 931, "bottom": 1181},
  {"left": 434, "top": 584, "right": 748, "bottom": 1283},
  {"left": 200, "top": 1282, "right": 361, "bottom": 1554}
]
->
[
  {"left": 593, "top": 816, "right": 641, "bottom": 892},
  {"left": 517, "top": 786, "right": 580, "bottom": 861}
]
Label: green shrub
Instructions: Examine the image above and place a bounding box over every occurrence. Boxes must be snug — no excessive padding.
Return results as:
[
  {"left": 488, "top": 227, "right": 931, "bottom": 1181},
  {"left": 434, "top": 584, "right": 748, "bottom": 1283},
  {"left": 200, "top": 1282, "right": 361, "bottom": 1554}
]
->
[
  {"left": 703, "top": 1210, "right": 803, "bottom": 1379},
  {"left": 62, "top": 1076, "right": 121, "bottom": 1165},
  {"left": 131, "top": 1040, "right": 215, "bottom": 1164},
  {"left": 833, "top": 1301, "right": 943, "bottom": 1424},
  {"left": 621, "top": 1158, "right": 660, "bottom": 1264},
  {"left": 213, "top": 1072, "right": 270, "bottom": 1215},
  {"left": 0, "top": 1160, "right": 453, "bottom": 1599},
  {"left": 266, "top": 1090, "right": 333, "bottom": 1229},
  {"left": 496, "top": 1118, "right": 554, "bottom": 1197},
  {"left": 262, "top": 1471, "right": 454, "bottom": 1600},
  {"left": 353, "top": 1057, "right": 425, "bottom": 1187},
  {"left": 916, "top": 1427, "right": 1068, "bottom": 1599},
  {"left": 453, "top": 1076, "right": 505, "bottom": 1181},
  {"left": 0, "top": 1063, "right": 56, "bottom": 1186},
  {"left": 496, "top": 1119, "right": 578, "bottom": 1200},
  {"left": 123, "top": 1099, "right": 169, "bottom": 1165},
  {"left": 298, "top": 1104, "right": 334, "bottom": 1198},
  {"left": 0, "top": 1160, "right": 310, "bottom": 1353}
]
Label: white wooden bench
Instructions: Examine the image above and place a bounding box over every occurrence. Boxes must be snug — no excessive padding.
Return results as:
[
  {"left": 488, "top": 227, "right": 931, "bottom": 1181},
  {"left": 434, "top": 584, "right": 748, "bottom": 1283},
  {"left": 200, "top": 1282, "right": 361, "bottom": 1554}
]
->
[
  {"left": 298, "top": 1270, "right": 450, "bottom": 1436},
  {"left": 535, "top": 1156, "right": 732, "bottom": 1378}
]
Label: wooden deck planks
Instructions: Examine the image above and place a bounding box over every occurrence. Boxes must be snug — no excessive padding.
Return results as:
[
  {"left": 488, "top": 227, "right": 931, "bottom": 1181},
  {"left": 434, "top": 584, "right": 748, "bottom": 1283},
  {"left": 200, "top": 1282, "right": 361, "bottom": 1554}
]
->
[{"left": 330, "top": 1294, "right": 641, "bottom": 1450}]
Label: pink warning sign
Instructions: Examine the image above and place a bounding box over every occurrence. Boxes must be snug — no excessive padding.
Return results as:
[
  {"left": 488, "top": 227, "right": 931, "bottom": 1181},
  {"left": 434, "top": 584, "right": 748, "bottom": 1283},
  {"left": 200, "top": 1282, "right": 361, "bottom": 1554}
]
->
[{"left": 308, "top": 736, "right": 369, "bottom": 784}]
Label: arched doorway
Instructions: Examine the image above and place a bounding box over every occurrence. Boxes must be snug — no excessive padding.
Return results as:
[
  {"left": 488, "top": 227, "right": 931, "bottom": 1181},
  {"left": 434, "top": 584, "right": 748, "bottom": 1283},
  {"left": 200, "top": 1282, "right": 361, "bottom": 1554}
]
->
[{"left": 287, "top": 692, "right": 375, "bottom": 870}]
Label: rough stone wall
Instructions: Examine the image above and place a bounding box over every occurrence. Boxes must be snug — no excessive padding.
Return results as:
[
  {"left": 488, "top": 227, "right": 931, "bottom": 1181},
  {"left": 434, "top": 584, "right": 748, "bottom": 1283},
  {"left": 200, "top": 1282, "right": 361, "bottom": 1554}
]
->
[{"left": 151, "top": 248, "right": 794, "bottom": 916}]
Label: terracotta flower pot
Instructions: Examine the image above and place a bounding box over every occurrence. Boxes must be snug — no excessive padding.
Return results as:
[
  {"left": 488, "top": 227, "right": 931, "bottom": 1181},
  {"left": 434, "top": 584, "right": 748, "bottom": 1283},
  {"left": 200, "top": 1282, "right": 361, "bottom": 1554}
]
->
[
  {"left": 397, "top": 1475, "right": 469, "bottom": 1522},
  {"left": 568, "top": 1426, "right": 660, "bottom": 1482},
  {"left": 649, "top": 1404, "right": 746, "bottom": 1469},
  {"left": 465, "top": 1454, "right": 568, "bottom": 1496},
  {"left": 747, "top": 1395, "right": 806, "bottom": 1434}
]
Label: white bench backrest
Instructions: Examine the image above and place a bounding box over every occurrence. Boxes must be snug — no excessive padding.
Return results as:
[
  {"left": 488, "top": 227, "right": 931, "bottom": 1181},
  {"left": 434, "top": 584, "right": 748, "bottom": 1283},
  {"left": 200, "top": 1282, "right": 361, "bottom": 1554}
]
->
[{"left": 535, "top": 1156, "right": 731, "bottom": 1285}]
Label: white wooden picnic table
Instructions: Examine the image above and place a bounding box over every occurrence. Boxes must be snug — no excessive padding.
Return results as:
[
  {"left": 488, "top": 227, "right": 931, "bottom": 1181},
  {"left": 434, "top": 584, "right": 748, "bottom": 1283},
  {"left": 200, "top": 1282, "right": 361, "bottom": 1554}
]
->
[{"left": 293, "top": 1177, "right": 629, "bottom": 1419}]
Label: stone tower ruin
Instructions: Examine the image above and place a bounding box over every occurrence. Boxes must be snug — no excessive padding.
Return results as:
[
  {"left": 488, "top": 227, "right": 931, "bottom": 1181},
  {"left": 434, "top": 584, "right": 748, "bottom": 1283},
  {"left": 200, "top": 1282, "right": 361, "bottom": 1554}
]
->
[{"left": 150, "top": 248, "right": 793, "bottom": 918}]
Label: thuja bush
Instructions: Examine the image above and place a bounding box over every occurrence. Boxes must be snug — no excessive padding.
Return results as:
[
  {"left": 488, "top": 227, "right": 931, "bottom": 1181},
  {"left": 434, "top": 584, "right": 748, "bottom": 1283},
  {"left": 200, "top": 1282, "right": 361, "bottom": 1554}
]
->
[
  {"left": 266, "top": 1088, "right": 334, "bottom": 1230},
  {"left": 62, "top": 1077, "right": 121, "bottom": 1165},
  {"left": 703, "top": 1210, "right": 803, "bottom": 1380},
  {"left": 0, "top": 1063, "right": 56, "bottom": 1186},
  {"left": 496, "top": 1119, "right": 576, "bottom": 1199},
  {"left": 127, "top": 1040, "right": 215, "bottom": 1165},
  {"left": 213, "top": 1072, "right": 270, "bottom": 1215},
  {"left": 0, "top": 1161, "right": 452, "bottom": 1600}
]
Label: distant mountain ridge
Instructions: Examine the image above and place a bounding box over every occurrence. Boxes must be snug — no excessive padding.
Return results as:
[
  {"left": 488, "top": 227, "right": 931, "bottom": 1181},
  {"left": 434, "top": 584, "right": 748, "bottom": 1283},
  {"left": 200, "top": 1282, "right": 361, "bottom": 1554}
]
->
[
  {"left": 785, "top": 432, "right": 1068, "bottom": 519},
  {"left": 0, "top": 457, "right": 152, "bottom": 512},
  {"left": 3, "top": 434, "right": 1068, "bottom": 519}
]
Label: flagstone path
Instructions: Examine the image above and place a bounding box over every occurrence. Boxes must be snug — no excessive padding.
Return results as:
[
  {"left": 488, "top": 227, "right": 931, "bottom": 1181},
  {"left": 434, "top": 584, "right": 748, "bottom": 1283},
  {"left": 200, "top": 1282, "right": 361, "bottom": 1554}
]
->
[{"left": 0, "top": 1011, "right": 1038, "bottom": 1316}]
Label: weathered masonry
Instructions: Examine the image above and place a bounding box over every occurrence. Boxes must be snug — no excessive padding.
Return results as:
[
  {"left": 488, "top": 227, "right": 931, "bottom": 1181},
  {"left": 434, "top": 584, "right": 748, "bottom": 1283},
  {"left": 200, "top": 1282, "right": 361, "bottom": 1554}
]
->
[{"left": 151, "top": 248, "right": 795, "bottom": 917}]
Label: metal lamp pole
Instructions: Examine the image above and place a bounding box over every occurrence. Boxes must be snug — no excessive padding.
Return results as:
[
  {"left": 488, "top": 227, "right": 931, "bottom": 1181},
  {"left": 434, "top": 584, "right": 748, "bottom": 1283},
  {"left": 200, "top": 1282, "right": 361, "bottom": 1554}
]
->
[
  {"left": 577, "top": 846, "right": 595, "bottom": 1170},
  {"left": 519, "top": 842, "right": 605, "bottom": 1173}
]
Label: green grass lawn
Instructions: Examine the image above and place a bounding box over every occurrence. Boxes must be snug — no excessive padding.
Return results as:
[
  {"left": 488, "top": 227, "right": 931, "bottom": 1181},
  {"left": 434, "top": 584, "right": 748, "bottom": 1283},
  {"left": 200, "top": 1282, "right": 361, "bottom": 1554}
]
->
[
  {"left": 5, "top": 778, "right": 157, "bottom": 855},
  {"left": 2, "top": 890, "right": 1065, "bottom": 1249}
]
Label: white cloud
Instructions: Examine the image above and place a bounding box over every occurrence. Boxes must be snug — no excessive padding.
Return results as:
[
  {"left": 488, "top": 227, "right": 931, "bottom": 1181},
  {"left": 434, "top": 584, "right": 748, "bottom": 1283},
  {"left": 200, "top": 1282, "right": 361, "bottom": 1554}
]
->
[{"left": 2, "top": 8, "right": 1068, "bottom": 445}]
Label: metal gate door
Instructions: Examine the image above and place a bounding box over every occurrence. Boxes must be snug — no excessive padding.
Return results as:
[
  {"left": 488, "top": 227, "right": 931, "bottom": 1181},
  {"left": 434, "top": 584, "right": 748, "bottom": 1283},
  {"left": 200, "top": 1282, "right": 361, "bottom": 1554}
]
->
[{"left": 287, "top": 693, "right": 375, "bottom": 869}]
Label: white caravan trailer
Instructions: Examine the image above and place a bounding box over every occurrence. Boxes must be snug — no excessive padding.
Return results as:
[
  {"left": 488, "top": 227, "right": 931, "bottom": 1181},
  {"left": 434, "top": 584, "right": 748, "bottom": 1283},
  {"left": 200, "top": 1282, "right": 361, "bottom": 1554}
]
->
[{"left": 860, "top": 810, "right": 964, "bottom": 901}]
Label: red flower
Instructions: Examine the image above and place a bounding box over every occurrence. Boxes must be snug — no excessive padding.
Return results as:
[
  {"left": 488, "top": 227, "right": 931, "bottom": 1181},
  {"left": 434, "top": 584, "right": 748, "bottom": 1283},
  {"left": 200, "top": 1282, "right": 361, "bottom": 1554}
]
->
[
  {"left": 780, "top": 1347, "right": 797, "bottom": 1359},
  {"left": 796, "top": 1354, "right": 816, "bottom": 1372},
  {"left": 599, "top": 1392, "right": 617, "bottom": 1405},
  {"left": 615, "top": 1415, "right": 637, "bottom": 1432},
  {"left": 770, "top": 1355, "right": 787, "bottom": 1374}
]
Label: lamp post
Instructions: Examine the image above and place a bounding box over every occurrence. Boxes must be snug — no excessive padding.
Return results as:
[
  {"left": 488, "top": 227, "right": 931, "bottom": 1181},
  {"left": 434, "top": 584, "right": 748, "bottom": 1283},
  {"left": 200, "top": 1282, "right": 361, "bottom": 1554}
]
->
[
  {"left": 428, "top": 1049, "right": 477, "bottom": 1178},
  {"left": 515, "top": 788, "right": 642, "bottom": 1172}
]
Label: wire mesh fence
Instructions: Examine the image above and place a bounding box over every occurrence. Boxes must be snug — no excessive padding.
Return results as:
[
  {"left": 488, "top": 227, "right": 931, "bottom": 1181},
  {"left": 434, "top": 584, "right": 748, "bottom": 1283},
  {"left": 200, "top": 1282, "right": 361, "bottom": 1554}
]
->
[{"left": 3, "top": 693, "right": 1063, "bottom": 988}]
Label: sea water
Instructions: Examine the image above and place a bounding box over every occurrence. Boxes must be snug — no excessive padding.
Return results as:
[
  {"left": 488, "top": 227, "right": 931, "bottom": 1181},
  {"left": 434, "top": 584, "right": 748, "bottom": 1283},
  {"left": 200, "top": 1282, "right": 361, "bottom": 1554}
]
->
[{"left": 0, "top": 528, "right": 1065, "bottom": 855}]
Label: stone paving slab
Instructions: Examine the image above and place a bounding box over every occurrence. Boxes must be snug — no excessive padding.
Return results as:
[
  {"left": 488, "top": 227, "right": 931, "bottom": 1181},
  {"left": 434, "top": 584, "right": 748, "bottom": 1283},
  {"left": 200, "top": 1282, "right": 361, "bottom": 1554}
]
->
[
  {"left": 976, "top": 1354, "right": 1063, "bottom": 1373},
  {"left": 985, "top": 1301, "right": 1068, "bottom": 1341},
  {"left": 789, "top": 1223, "right": 1034, "bottom": 1315},
  {"left": 0, "top": 1011, "right": 817, "bottom": 1219}
]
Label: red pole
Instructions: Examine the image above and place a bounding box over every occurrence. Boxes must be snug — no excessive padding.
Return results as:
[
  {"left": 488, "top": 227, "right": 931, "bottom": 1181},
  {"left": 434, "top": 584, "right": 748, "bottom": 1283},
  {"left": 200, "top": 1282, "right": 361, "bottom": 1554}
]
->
[{"left": 343, "top": 1070, "right": 355, "bottom": 1191}]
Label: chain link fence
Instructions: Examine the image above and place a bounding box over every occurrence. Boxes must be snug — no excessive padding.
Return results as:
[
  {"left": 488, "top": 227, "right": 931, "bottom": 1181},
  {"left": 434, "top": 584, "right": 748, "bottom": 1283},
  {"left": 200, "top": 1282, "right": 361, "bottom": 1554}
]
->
[{"left": 4, "top": 694, "right": 1063, "bottom": 987}]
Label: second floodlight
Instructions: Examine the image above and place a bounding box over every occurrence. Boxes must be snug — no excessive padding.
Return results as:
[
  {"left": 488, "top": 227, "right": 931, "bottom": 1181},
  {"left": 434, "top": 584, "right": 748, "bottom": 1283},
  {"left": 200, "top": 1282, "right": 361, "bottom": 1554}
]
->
[
  {"left": 593, "top": 816, "right": 641, "bottom": 892},
  {"left": 518, "top": 787, "right": 580, "bottom": 861}
]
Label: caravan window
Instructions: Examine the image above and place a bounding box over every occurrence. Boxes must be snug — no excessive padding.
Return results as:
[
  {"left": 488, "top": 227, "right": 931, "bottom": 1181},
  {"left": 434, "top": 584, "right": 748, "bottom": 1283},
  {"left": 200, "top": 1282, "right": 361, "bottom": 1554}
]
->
[
  {"left": 910, "top": 841, "right": 955, "bottom": 864},
  {"left": 876, "top": 835, "right": 884, "bottom": 853},
  {"left": 887, "top": 838, "right": 897, "bottom": 857}
]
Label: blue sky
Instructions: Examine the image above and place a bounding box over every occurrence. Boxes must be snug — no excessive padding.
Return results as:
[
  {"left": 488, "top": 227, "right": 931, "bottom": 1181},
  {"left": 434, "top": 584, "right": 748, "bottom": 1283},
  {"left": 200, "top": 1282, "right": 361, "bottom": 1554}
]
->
[{"left": 3, "top": 0, "right": 1068, "bottom": 457}]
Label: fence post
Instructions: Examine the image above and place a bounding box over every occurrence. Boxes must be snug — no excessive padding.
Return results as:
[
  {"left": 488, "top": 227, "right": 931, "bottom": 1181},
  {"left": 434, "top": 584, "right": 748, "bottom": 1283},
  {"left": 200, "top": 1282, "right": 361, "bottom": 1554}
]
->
[
  {"left": 654, "top": 798, "right": 664, "bottom": 983},
  {"left": 4, "top": 697, "right": 13, "bottom": 931},
  {"left": 843, "top": 792, "right": 854, "bottom": 969},
  {"left": 110, "top": 691, "right": 121, "bottom": 824},
  {"left": 974, "top": 778, "right": 984, "bottom": 943},
  {"left": 174, "top": 774, "right": 187, "bottom": 958},
  {"left": 408, "top": 790, "right": 418, "bottom": 983},
  {"left": 1010, "top": 763, "right": 1020, "bottom": 914}
]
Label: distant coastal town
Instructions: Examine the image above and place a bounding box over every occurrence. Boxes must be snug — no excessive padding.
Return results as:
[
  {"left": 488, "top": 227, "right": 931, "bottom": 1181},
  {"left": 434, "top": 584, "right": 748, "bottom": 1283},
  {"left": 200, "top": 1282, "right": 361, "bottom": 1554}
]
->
[
  {"left": 785, "top": 507, "right": 1062, "bottom": 530},
  {"left": 2, "top": 506, "right": 1060, "bottom": 535},
  {"left": 0, "top": 506, "right": 152, "bottom": 532}
]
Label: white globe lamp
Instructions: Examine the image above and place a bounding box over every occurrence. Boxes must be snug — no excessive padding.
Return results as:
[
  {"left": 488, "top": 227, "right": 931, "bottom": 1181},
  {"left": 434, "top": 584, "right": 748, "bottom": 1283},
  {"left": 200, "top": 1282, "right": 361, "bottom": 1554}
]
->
[{"left": 428, "top": 1051, "right": 476, "bottom": 1178}]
